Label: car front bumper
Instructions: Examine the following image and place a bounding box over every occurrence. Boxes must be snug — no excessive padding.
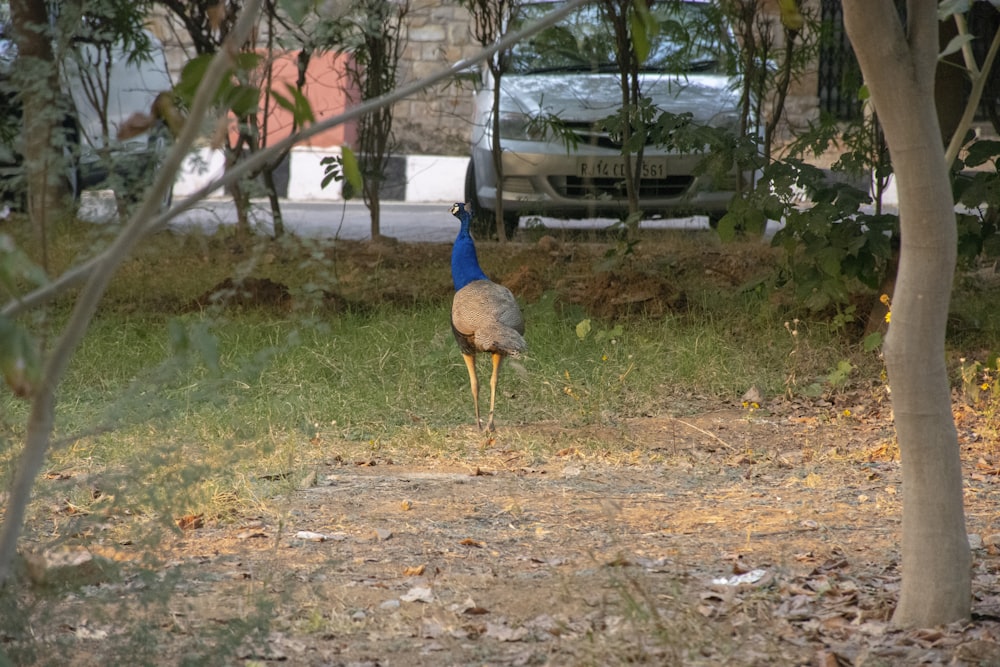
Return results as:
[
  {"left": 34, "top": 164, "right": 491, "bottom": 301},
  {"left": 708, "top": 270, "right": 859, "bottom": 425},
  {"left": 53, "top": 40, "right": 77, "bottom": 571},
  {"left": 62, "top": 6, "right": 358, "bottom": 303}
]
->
[{"left": 471, "top": 143, "right": 741, "bottom": 219}]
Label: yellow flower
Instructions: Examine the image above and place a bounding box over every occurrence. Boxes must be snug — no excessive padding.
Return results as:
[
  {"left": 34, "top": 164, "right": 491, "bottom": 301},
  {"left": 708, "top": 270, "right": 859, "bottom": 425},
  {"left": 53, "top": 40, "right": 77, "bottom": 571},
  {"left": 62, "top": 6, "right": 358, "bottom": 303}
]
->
[
  {"left": 981, "top": 383, "right": 990, "bottom": 392},
  {"left": 601, "top": 354, "right": 608, "bottom": 361},
  {"left": 843, "top": 409, "right": 851, "bottom": 417},
  {"left": 884, "top": 311, "right": 891, "bottom": 323}
]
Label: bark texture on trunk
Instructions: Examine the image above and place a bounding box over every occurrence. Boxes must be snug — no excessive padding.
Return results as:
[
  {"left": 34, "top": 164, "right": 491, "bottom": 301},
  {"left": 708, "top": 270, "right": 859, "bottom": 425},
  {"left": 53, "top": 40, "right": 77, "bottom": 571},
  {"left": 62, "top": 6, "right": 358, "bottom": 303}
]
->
[
  {"left": 843, "top": 0, "right": 971, "bottom": 627},
  {"left": 9, "top": 0, "right": 66, "bottom": 269}
]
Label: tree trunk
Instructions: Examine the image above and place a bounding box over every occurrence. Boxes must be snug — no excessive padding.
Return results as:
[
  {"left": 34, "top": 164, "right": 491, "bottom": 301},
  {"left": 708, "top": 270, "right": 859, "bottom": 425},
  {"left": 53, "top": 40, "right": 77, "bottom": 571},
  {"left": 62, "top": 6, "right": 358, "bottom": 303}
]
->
[
  {"left": 843, "top": 0, "right": 971, "bottom": 627},
  {"left": 263, "top": 169, "right": 284, "bottom": 238},
  {"left": 490, "top": 70, "right": 507, "bottom": 242},
  {"left": 9, "top": 0, "right": 68, "bottom": 271}
]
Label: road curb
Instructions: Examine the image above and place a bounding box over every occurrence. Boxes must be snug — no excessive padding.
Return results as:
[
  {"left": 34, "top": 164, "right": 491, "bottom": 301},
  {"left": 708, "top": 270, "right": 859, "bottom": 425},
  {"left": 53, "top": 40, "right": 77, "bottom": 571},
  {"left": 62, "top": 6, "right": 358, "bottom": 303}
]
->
[{"left": 174, "top": 147, "right": 468, "bottom": 204}]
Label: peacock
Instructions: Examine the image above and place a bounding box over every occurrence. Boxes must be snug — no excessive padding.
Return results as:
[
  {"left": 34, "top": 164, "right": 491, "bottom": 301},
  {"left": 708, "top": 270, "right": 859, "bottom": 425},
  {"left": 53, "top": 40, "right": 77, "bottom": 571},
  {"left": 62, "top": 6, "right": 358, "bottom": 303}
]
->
[{"left": 449, "top": 202, "right": 526, "bottom": 432}]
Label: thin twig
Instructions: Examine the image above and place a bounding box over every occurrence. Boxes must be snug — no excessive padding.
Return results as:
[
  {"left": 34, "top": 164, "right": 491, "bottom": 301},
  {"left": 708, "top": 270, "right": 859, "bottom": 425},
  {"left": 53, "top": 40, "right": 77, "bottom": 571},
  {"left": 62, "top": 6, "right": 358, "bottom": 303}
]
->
[{"left": 671, "top": 417, "right": 736, "bottom": 451}]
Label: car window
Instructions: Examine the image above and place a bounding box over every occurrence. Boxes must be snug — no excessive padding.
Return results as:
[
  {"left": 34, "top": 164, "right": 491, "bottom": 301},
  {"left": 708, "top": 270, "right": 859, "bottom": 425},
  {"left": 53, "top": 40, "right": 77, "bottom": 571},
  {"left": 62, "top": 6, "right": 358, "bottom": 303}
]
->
[{"left": 507, "top": 1, "right": 730, "bottom": 75}]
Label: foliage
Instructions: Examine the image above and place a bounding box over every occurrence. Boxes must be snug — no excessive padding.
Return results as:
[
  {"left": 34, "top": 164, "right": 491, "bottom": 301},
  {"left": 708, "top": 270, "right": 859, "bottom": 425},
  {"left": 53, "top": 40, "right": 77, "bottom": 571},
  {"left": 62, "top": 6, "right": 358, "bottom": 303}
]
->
[
  {"left": 319, "top": 146, "right": 363, "bottom": 199},
  {"left": 726, "top": 158, "right": 896, "bottom": 312},
  {"left": 719, "top": 0, "right": 819, "bottom": 165},
  {"left": 462, "top": 0, "right": 518, "bottom": 241},
  {"left": 335, "top": 0, "right": 410, "bottom": 239},
  {"left": 952, "top": 137, "right": 1000, "bottom": 262}
]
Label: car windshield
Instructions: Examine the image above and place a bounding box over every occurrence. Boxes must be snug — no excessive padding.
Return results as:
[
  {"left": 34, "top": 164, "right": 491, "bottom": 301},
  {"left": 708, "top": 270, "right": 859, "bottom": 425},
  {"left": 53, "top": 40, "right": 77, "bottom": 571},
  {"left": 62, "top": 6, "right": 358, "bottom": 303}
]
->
[{"left": 507, "top": 1, "right": 730, "bottom": 75}]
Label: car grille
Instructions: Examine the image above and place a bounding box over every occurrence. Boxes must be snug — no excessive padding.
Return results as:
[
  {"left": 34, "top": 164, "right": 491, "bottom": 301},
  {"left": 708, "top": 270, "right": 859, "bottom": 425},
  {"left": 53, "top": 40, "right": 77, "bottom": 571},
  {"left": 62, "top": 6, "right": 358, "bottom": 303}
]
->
[
  {"left": 564, "top": 122, "right": 623, "bottom": 150},
  {"left": 556, "top": 174, "right": 695, "bottom": 199}
]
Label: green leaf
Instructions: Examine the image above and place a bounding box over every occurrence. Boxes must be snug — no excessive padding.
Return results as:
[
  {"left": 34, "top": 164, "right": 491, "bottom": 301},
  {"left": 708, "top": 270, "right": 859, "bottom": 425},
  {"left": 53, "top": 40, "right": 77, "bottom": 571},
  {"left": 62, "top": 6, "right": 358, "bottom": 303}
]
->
[
  {"left": 271, "top": 89, "right": 295, "bottom": 115},
  {"left": 226, "top": 84, "right": 261, "bottom": 117},
  {"left": 0, "top": 315, "right": 40, "bottom": 398},
  {"left": 940, "top": 33, "right": 974, "bottom": 59},
  {"left": 340, "top": 146, "right": 363, "bottom": 199},
  {"left": 279, "top": 0, "right": 315, "bottom": 23},
  {"left": 233, "top": 52, "right": 263, "bottom": 73},
  {"left": 174, "top": 54, "right": 213, "bottom": 106},
  {"left": 0, "top": 233, "right": 48, "bottom": 298},
  {"left": 168, "top": 319, "right": 220, "bottom": 375},
  {"left": 938, "top": 0, "right": 971, "bottom": 20},
  {"left": 963, "top": 139, "right": 1000, "bottom": 168},
  {"left": 862, "top": 331, "right": 883, "bottom": 353},
  {"left": 630, "top": 7, "right": 652, "bottom": 64},
  {"left": 284, "top": 83, "right": 315, "bottom": 125},
  {"left": 575, "top": 319, "right": 592, "bottom": 340}
]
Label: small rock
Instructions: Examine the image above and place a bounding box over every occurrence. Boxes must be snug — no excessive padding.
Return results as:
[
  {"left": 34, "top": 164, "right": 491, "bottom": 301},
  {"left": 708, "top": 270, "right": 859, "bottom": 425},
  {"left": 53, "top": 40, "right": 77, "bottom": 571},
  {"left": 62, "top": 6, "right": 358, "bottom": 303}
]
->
[
  {"left": 379, "top": 599, "right": 401, "bottom": 610},
  {"left": 969, "top": 533, "right": 984, "bottom": 550},
  {"left": 374, "top": 527, "right": 393, "bottom": 541},
  {"left": 741, "top": 386, "right": 763, "bottom": 405},
  {"left": 298, "top": 470, "right": 317, "bottom": 489},
  {"left": 294, "top": 530, "right": 328, "bottom": 542},
  {"left": 351, "top": 610, "right": 366, "bottom": 621}
]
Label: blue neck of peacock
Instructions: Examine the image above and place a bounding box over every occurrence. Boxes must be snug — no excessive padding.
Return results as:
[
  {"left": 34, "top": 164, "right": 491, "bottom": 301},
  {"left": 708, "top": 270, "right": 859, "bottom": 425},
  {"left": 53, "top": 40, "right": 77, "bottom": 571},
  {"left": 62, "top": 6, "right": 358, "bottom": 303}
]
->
[{"left": 451, "top": 212, "right": 490, "bottom": 291}]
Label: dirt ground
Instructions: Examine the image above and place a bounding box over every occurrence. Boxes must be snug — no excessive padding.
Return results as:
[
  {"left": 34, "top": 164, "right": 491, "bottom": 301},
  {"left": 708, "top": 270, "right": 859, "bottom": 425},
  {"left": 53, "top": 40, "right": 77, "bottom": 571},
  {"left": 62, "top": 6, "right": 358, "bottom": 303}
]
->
[
  {"left": 16, "top": 403, "right": 1000, "bottom": 666},
  {"left": 7, "top": 235, "right": 1000, "bottom": 665}
]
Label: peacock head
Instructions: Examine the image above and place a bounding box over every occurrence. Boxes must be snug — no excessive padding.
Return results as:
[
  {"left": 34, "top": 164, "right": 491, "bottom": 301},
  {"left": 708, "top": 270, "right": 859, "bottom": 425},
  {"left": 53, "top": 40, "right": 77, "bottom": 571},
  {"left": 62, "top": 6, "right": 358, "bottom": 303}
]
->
[{"left": 451, "top": 202, "right": 469, "bottom": 219}]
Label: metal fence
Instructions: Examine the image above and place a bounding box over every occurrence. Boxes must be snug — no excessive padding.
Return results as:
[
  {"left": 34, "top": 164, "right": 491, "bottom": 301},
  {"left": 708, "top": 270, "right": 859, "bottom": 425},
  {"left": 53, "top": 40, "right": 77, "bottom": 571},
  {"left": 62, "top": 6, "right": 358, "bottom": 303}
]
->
[{"left": 817, "top": 0, "right": 863, "bottom": 121}]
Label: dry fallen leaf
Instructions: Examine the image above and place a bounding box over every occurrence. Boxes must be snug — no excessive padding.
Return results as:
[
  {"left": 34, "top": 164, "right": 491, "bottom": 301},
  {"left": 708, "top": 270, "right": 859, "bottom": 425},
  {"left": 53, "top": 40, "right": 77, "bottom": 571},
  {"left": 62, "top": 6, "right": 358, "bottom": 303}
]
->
[
  {"left": 206, "top": 2, "right": 226, "bottom": 31},
  {"left": 459, "top": 538, "right": 484, "bottom": 548},
  {"left": 464, "top": 606, "right": 490, "bottom": 615},
  {"left": 403, "top": 564, "right": 425, "bottom": 576},
  {"left": 116, "top": 111, "right": 156, "bottom": 140},
  {"left": 176, "top": 514, "right": 204, "bottom": 530},
  {"left": 400, "top": 586, "right": 435, "bottom": 603}
]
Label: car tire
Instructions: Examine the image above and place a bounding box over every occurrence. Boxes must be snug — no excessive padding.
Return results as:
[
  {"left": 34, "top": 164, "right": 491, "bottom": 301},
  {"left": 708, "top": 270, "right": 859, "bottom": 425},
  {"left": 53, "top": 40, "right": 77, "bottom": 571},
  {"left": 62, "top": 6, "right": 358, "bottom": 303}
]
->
[{"left": 464, "top": 158, "right": 520, "bottom": 240}]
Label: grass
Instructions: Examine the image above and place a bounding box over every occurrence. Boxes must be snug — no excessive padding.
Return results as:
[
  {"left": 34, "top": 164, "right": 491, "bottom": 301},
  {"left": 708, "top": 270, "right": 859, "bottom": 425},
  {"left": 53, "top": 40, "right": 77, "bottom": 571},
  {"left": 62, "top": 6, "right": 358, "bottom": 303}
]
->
[
  {"left": 3, "top": 219, "right": 999, "bottom": 663},
  {"left": 0, "top": 226, "right": 896, "bottom": 504},
  {"left": 2, "top": 230, "right": 877, "bottom": 532}
]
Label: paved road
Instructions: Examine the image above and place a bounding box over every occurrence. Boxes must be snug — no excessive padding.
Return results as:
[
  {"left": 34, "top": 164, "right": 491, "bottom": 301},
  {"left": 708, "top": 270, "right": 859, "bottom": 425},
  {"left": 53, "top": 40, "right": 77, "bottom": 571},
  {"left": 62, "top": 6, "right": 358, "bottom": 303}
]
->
[
  {"left": 168, "top": 199, "right": 726, "bottom": 242},
  {"left": 80, "top": 194, "right": 782, "bottom": 242}
]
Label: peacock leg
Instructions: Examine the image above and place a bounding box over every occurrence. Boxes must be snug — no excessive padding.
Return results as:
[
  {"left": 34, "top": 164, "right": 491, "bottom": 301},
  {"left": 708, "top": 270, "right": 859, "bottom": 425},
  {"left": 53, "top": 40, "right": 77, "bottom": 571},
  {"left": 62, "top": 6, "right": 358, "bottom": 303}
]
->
[
  {"left": 462, "top": 353, "right": 482, "bottom": 430},
  {"left": 486, "top": 352, "right": 503, "bottom": 432}
]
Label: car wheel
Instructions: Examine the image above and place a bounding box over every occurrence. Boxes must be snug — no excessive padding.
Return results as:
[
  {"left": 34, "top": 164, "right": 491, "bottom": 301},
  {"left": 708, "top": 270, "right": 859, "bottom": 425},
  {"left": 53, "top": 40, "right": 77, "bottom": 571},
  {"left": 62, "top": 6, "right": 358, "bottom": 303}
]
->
[
  {"left": 464, "top": 158, "right": 492, "bottom": 237},
  {"left": 120, "top": 123, "right": 174, "bottom": 212},
  {"left": 150, "top": 125, "right": 174, "bottom": 212},
  {"left": 464, "top": 159, "right": 520, "bottom": 240}
]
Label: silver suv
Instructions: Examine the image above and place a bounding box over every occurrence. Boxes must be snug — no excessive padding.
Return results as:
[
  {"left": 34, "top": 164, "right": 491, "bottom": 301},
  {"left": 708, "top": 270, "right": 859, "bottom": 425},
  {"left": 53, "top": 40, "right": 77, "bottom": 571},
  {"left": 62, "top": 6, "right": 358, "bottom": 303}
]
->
[{"left": 465, "top": 0, "right": 744, "bottom": 236}]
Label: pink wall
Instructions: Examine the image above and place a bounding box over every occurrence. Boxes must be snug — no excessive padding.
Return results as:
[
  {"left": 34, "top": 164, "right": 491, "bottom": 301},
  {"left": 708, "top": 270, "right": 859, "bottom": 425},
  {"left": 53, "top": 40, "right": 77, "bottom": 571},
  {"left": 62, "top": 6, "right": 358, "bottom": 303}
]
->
[{"left": 231, "top": 50, "right": 358, "bottom": 150}]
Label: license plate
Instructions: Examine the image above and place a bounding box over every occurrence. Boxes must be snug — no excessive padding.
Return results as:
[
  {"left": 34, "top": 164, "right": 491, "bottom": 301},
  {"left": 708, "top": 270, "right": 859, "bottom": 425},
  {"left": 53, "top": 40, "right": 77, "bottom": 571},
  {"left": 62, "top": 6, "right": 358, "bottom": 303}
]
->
[{"left": 577, "top": 159, "right": 668, "bottom": 179}]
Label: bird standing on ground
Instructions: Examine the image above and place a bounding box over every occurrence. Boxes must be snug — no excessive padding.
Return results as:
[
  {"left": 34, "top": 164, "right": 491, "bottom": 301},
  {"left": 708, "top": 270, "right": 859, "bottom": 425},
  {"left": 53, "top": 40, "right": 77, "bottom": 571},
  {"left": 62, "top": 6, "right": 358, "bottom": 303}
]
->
[{"left": 449, "top": 202, "right": 526, "bottom": 432}]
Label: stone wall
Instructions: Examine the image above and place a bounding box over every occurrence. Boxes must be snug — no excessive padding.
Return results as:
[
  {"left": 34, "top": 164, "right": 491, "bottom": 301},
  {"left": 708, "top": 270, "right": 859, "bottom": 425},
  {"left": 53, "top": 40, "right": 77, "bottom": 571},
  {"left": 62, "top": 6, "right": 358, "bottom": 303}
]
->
[{"left": 392, "top": 0, "right": 480, "bottom": 156}]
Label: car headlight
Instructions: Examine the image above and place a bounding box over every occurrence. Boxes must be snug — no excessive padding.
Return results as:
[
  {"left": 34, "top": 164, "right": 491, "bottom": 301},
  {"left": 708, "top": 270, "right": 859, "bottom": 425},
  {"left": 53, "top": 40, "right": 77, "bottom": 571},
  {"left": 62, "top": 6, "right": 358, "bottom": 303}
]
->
[
  {"left": 707, "top": 110, "right": 740, "bottom": 132},
  {"left": 497, "top": 111, "right": 546, "bottom": 141}
]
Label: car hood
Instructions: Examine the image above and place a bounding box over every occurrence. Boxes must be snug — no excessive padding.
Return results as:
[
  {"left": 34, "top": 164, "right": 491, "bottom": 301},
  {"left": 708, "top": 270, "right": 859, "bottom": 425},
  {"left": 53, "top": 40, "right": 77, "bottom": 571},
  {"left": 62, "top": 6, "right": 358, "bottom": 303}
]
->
[{"left": 500, "top": 72, "right": 739, "bottom": 126}]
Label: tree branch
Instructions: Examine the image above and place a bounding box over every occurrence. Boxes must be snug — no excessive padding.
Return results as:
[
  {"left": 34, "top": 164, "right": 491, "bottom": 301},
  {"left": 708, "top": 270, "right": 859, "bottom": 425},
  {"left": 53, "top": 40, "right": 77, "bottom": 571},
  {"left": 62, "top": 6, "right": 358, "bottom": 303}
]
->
[
  {"left": 2, "top": 0, "right": 591, "bottom": 319},
  {"left": 0, "top": 0, "right": 265, "bottom": 587}
]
